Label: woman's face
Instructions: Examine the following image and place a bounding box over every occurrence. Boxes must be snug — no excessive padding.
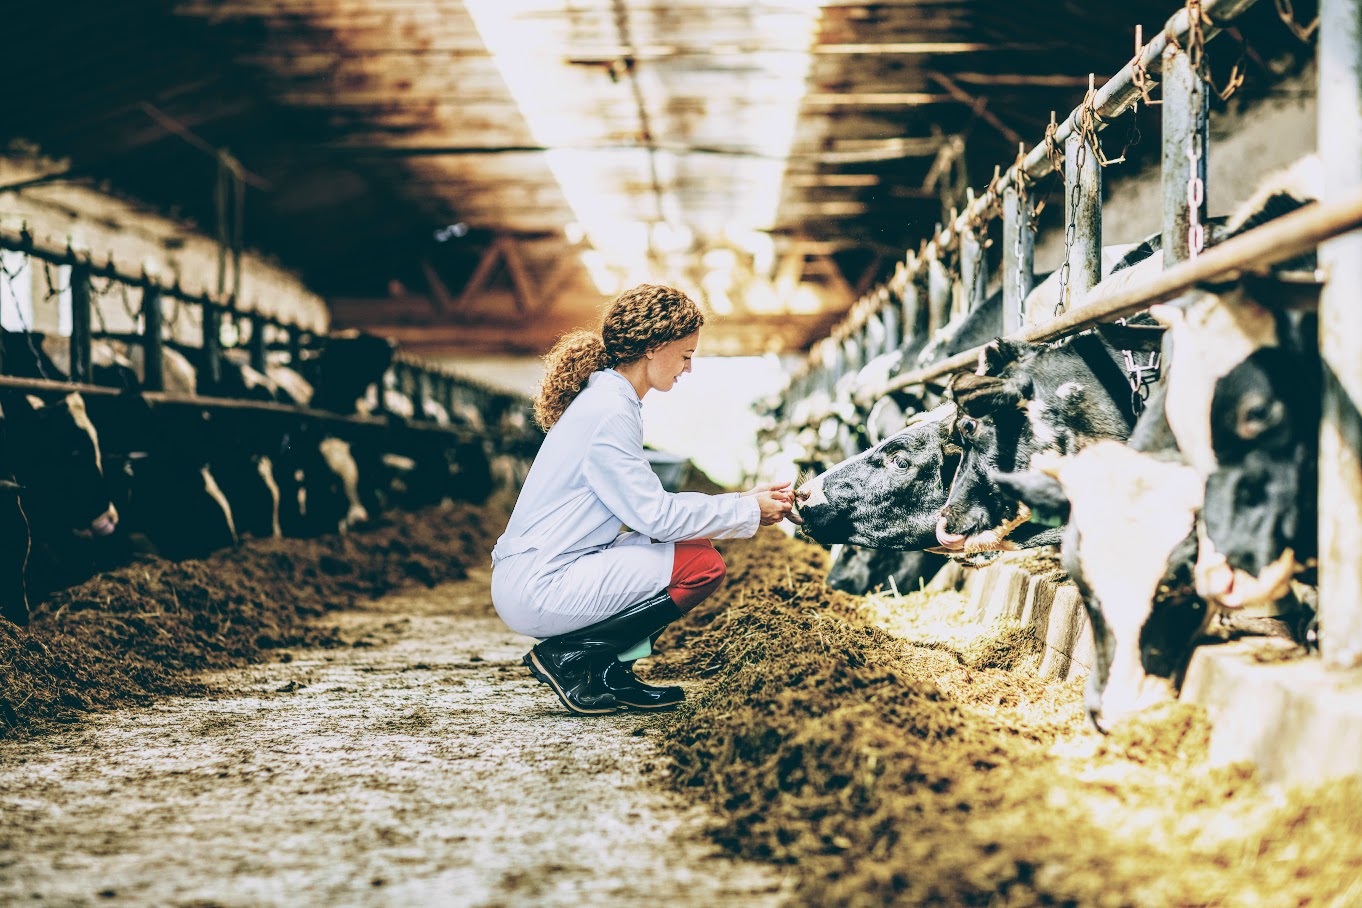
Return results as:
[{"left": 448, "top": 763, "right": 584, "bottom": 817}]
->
[{"left": 645, "top": 331, "right": 699, "bottom": 393}]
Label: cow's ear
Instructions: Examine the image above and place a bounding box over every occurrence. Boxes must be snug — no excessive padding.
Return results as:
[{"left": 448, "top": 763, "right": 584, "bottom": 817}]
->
[
  {"left": 976, "top": 339, "right": 1030, "bottom": 376},
  {"left": 949, "top": 372, "right": 1025, "bottom": 414}
]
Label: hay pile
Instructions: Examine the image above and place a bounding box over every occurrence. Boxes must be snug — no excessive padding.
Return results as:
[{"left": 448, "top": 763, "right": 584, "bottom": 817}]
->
[
  {"left": 0, "top": 503, "right": 497, "bottom": 737},
  {"left": 656, "top": 530, "right": 1362, "bottom": 906}
]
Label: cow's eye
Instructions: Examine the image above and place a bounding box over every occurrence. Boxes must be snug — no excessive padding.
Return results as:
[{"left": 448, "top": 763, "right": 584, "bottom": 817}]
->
[
  {"left": 1237, "top": 396, "right": 1283, "bottom": 439},
  {"left": 958, "top": 417, "right": 978, "bottom": 438},
  {"left": 889, "top": 451, "right": 912, "bottom": 472}
]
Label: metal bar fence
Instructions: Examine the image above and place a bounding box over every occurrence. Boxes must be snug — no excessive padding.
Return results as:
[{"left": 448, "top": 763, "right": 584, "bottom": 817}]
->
[{"left": 0, "top": 228, "right": 529, "bottom": 427}]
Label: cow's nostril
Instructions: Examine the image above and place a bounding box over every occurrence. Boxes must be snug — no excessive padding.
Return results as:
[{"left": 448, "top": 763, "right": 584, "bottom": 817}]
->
[{"left": 795, "top": 487, "right": 811, "bottom": 503}]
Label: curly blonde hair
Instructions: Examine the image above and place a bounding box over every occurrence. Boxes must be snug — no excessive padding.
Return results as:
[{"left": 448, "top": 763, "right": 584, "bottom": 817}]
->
[{"left": 533, "top": 284, "right": 704, "bottom": 430}]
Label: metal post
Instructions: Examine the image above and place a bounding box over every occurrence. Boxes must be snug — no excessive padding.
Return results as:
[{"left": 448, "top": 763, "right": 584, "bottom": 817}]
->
[
  {"left": 287, "top": 325, "right": 302, "bottom": 365},
  {"left": 200, "top": 302, "right": 223, "bottom": 394},
  {"left": 1319, "top": 0, "right": 1362, "bottom": 668},
  {"left": 142, "top": 287, "right": 164, "bottom": 392},
  {"left": 900, "top": 268, "right": 924, "bottom": 344},
  {"left": 1063, "top": 130, "right": 1102, "bottom": 306},
  {"left": 926, "top": 252, "right": 951, "bottom": 335},
  {"left": 69, "top": 264, "right": 92, "bottom": 383},
  {"left": 248, "top": 315, "right": 267, "bottom": 373},
  {"left": 880, "top": 291, "right": 901, "bottom": 352},
  {"left": 412, "top": 366, "right": 429, "bottom": 420},
  {"left": 1003, "top": 182, "right": 1035, "bottom": 333},
  {"left": 960, "top": 226, "right": 985, "bottom": 314},
  {"left": 1162, "top": 46, "right": 1210, "bottom": 268}
]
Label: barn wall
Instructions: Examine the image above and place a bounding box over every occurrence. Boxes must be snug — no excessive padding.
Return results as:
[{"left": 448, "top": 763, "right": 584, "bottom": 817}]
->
[
  {"left": 1034, "top": 67, "right": 1319, "bottom": 268},
  {"left": 0, "top": 155, "right": 330, "bottom": 333}
]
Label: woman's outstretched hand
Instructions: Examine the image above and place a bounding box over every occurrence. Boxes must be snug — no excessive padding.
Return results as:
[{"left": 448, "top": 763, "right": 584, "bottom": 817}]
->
[{"left": 743, "top": 481, "right": 795, "bottom": 526}]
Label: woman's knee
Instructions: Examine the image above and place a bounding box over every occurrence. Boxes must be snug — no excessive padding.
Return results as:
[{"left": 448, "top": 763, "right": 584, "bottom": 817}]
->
[{"left": 668, "top": 543, "right": 727, "bottom": 612}]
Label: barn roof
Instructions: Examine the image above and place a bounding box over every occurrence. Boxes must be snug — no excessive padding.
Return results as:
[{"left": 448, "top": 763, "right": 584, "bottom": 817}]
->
[{"left": 1, "top": 0, "right": 1309, "bottom": 357}]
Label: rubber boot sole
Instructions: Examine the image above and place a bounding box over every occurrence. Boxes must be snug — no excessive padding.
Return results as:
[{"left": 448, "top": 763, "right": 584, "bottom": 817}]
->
[
  {"left": 525, "top": 653, "right": 680, "bottom": 711},
  {"left": 526, "top": 650, "right": 619, "bottom": 716}
]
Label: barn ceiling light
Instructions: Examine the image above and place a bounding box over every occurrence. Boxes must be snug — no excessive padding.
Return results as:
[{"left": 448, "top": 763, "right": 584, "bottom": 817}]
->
[{"left": 462, "top": 0, "right": 823, "bottom": 314}]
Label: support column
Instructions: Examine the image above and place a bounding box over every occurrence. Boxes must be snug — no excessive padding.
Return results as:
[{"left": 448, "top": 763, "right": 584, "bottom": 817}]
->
[
  {"left": 1318, "top": 0, "right": 1362, "bottom": 668},
  {"left": 1062, "top": 129, "right": 1102, "bottom": 309},
  {"left": 69, "top": 264, "right": 92, "bottom": 384},
  {"left": 142, "top": 287, "right": 164, "bottom": 392},
  {"left": 1002, "top": 181, "right": 1035, "bottom": 334},
  {"left": 960, "top": 225, "right": 985, "bottom": 315},
  {"left": 1162, "top": 45, "right": 1210, "bottom": 268},
  {"left": 926, "top": 251, "right": 951, "bottom": 335}
]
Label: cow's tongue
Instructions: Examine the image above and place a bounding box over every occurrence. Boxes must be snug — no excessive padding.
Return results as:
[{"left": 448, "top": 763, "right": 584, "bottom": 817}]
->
[{"left": 935, "top": 516, "right": 968, "bottom": 549}]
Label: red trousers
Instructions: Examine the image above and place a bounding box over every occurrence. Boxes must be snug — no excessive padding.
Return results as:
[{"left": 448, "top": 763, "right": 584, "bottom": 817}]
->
[{"left": 667, "top": 539, "right": 727, "bottom": 613}]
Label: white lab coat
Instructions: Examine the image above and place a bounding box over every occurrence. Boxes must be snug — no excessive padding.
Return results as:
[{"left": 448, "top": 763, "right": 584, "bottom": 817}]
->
[{"left": 491, "top": 369, "right": 760, "bottom": 638}]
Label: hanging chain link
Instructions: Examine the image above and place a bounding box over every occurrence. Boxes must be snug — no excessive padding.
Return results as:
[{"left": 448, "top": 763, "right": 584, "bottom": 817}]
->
[
  {"left": 1131, "top": 24, "right": 1162, "bottom": 107},
  {"left": 1011, "top": 145, "right": 1031, "bottom": 327},
  {"left": 1185, "top": 0, "right": 1208, "bottom": 261},
  {"left": 1275, "top": 0, "right": 1321, "bottom": 42}
]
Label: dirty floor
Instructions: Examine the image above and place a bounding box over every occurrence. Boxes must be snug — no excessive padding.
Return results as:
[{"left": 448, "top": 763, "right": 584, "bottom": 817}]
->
[{"left": 0, "top": 569, "right": 785, "bottom": 908}]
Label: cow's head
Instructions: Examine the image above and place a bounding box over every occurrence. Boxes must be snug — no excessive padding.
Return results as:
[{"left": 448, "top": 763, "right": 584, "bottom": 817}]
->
[
  {"left": 1152, "top": 277, "right": 1318, "bottom": 607},
  {"left": 999, "top": 443, "right": 1210, "bottom": 732},
  {"left": 933, "top": 335, "right": 1137, "bottom": 554},
  {"left": 793, "top": 403, "right": 959, "bottom": 549},
  {"left": 825, "top": 544, "right": 946, "bottom": 596},
  {"left": 4, "top": 393, "right": 118, "bottom": 536}
]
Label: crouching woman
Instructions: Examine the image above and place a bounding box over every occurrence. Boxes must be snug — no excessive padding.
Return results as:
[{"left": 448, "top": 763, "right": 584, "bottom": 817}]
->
[{"left": 490, "top": 284, "right": 792, "bottom": 715}]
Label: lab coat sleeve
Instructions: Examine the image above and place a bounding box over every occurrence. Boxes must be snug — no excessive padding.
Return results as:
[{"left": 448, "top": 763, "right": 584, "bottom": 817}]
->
[{"left": 584, "top": 411, "right": 761, "bottom": 541}]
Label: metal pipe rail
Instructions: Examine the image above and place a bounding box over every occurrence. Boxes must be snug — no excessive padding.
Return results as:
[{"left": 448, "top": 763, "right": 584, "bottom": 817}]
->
[
  {"left": 914, "top": 0, "right": 1257, "bottom": 256},
  {"left": 875, "top": 186, "right": 1362, "bottom": 395},
  {"left": 812, "top": 0, "right": 1262, "bottom": 357}
]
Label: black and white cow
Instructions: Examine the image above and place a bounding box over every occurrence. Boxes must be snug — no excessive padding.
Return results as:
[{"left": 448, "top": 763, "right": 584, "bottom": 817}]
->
[
  {"left": 931, "top": 320, "right": 1163, "bottom": 554},
  {"left": 990, "top": 155, "right": 1323, "bottom": 730},
  {"left": 0, "top": 392, "right": 120, "bottom": 620}
]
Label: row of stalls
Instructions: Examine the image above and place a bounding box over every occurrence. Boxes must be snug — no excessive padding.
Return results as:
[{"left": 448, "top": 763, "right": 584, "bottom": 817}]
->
[
  {"left": 0, "top": 221, "right": 544, "bottom": 623},
  {"left": 757, "top": 0, "right": 1362, "bottom": 781}
]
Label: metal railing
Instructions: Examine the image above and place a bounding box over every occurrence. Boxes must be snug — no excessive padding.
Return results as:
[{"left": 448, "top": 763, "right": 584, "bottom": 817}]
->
[{"left": 0, "top": 224, "right": 532, "bottom": 435}]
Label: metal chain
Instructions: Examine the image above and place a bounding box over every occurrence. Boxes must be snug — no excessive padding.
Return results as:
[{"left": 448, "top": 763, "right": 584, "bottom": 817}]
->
[
  {"left": 1186, "top": 14, "right": 1208, "bottom": 261},
  {"left": 1130, "top": 25, "right": 1162, "bottom": 107},
  {"left": 1, "top": 252, "right": 55, "bottom": 380},
  {"left": 1057, "top": 80, "right": 1100, "bottom": 316},
  {"left": 1174, "top": 0, "right": 1246, "bottom": 102},
  {"left": 1275, "top": 0, "right": 1321, "bottom": 42},
  {"left": 1012, "top": 145, "right": 1030, "bottom": 326}
]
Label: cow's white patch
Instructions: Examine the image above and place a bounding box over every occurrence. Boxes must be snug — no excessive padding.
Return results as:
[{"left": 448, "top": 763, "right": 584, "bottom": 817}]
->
[
  {"left": 320, "top": 437, "right": 367, "bottom": 531},
  {"left": 267, "top": 366, "right": 314, "bottom": 406},
  {"left": 65, "top": 393, "right": 102, "bottom": 474},
  {"left": 201, "top": 466, "right": 239, "bottom": 544},
  {"left": 1056, "top": 381, "right": 1083, "bottom": 399},
  {"left": 1154, "top": 287, "right": 1279, "bottom": 477},
  {"left": 25, "top": 395, "right": 45, "bottom": 410},
  {"left": 1049, "top": 441, "right": 1204, "bottom": 728},
  {"left": 257, "top": 456, "right": 282, "bottom": 538},
  {"left": 1025, "top": 398, "right": 1060, "bottom": 450}
]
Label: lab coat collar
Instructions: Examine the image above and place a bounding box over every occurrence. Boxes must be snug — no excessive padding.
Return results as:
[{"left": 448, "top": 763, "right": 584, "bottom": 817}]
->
[{"left": 601, "top": 368, "right": 644, "bottom": 409}]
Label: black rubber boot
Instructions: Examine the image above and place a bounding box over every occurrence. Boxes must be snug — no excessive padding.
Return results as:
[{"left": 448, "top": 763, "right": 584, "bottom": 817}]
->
[
  {"left": 600, "top": 660, "right": 684, "bottom": 709},
  {"left": 525, "top": 590, "right": 683, "bottom": 716}
]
